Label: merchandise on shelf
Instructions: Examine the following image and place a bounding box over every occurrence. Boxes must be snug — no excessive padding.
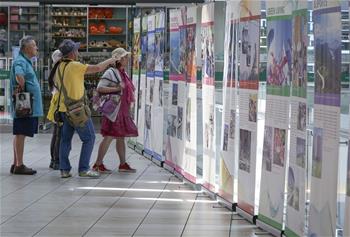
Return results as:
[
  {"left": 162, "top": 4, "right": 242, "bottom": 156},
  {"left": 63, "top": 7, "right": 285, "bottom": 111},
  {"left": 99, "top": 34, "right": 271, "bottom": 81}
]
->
[
  {"left": 87, "top": 7, "right": 127, "bottom": 51},
  {"left": 51, "top": 7, "right": 87, "bottom": 49},
  {"left": 9, "top": 6, "right": 39, "bottom": 47}
]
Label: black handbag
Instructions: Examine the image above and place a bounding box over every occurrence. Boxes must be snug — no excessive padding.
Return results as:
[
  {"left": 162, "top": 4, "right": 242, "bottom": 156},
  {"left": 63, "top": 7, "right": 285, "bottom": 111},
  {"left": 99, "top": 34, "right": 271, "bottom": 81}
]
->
[{"left": 13, "top": 86, "right": 33, "bottom": 118}]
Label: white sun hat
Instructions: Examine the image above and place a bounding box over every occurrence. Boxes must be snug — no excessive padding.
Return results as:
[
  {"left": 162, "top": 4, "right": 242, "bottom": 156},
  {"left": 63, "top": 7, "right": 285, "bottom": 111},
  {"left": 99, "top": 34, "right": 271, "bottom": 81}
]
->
[
  {"left": 52, "top": 49, "right": 62, "bottom": 65},
  {"left": 112, "top": 47, "right": 131, "bottom": 61}
]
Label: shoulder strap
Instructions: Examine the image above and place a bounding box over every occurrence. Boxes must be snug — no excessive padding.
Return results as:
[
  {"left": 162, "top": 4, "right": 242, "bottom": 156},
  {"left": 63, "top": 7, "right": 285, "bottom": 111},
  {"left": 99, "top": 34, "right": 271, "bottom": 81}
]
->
[
  {"left": 100, "top": 77, "right": 119, "bottom": 85},
  {"left": 100, "top": 68, "right": 121, "bottom": 85},
  {"left": 56, "top": 62, "right": 70, "bottom": 111},
  {"left": 110, "top": 68, "right": 122, "bottom": 83}
]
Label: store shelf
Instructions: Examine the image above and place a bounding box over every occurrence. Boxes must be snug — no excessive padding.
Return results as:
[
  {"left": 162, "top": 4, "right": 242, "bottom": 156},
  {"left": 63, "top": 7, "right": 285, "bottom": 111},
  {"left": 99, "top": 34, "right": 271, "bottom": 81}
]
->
[
  {"left": 89, "top": 18, "right": 126, "bottom": 21},
  {"left": 11, "top": 30, "right": 39, "bottom": 32},
  {"left": 52, "top": 36, "right": 85, "bottom": 39},
  {"left": 52, "top": 15, "right": 87, "bottom": 17},
  {"left": 88, "top": 47, "right": 114, "bottom": 49},
  {"left": 50, "top": 7, "right": 88, "bottom": 50},
  {"left": 10, "top": 21, "right": 38, "bottom": 24},
  {"left": 11, "top": 13, "right": 39, "bottom": 15},
  {"left": 89, "top": 33, "right": 125, "bottom": 36},
  {"left": 52, "top": 25, "right": 86, "bottom": 28}
]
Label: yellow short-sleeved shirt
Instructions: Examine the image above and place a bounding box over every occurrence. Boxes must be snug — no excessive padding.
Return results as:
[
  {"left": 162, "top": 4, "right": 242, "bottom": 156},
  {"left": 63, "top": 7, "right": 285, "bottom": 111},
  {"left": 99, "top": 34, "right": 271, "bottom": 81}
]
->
[
  {"left": 47, "top": 92, "right": 59, "bottom": 122},
  {"left": 54, "top": 60, "right": 88, "bottom": 112}
]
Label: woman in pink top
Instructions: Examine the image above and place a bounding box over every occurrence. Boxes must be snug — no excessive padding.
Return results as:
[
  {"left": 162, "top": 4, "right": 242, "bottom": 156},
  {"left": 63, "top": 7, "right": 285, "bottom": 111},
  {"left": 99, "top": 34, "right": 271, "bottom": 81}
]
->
[{"left": 93, "top": 48, "right": 138, "bottom": 173}]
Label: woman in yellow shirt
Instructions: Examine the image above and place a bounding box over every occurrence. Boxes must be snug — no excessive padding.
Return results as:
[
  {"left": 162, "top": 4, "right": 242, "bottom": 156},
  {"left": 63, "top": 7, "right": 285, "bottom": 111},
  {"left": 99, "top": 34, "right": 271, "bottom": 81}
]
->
[{"left": 47, "top": 49, "right": 62, "bottom": 170}]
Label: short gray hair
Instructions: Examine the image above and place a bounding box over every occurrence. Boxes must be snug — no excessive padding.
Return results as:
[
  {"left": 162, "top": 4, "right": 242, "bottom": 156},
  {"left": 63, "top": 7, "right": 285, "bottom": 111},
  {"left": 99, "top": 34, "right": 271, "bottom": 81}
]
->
[{"left": 20, "top": 35, "right": 35, "bottom": 51}]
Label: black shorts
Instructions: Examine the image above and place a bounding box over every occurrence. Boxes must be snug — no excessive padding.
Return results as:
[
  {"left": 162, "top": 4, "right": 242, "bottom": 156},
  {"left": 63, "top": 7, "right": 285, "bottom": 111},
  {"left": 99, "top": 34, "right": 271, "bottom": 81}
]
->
[{"left": 13, "top": 117, "right": 38, "bottom": 137}]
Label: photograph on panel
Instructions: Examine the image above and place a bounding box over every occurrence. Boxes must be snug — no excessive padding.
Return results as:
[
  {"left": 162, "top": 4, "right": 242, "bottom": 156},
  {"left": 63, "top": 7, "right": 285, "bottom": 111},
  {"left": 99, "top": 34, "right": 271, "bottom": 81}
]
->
[
  {"left": 273, "top": 128, "right": 286, "bottom": 167},
  {"left": 132, "top": 32, "right": 140, "bottom": 71},
  {"left": 222, "top": 124, "right": 229, "bottom": 151},
  {"left": 155, "top": 30, "right": 164, "bottom": 72},
  {"left": 267, "top": 19, "right": 292, "bottom": 87},
  {"left": 229, "top": 110, "right": 235, "bottom": 139},
  {"left": 141, "top": 34, "right": 148, "bottom": 71},
  {"left": 172, "top": 83, "right": 178, "bottom": 105},
  {"left": 312, "top": 127, "right": 323, "bottom": 178},
  {"left": 314, "top": 11, "right": 341, "bottom": 95},
  {"left": 263, "top": 126, "right": 273, "bottom": 172},
  {"left": 292, "top": 14, "right": 307, "bottom": 90},
  {"left": 179, "top": 23, "right": 187, "bottom": 75},
  {"left": 167, "top": 114, "right": 176, "bottom": 137},
  {"left": 147, "top": 34, "right": 155, "bottom": 73},
  {"left": 158, "top": 80, "right": 163, "bottom": 106},
  {"left": 170, "top": 24, "right": 181, "bottom": 75},
  {"left": 149, "top": 80, "right": 154, "bottom": 103},
  {"left": 297, "top": 102, "right": 306, "bottom": 131},
  {"left": 296, "top": 137, "right": 306, "bottom": 168},
  {"left": 186, "top": 23, "right": 196, "bottom": 80},
  {"left": 248, "top": 94, "right": 257, "bottom": 122},
  {"left": 239, "top": 129, "right": 251, "bottom": 173},
  {"left": 239, "top": 20, "right": 259, "bottom": 82},
  {"left": 201, "top": 26, "right": 215, "bottom": 79},
  {"left": 186, "top": 98, "right": 191, "bottom": 142},
  {"left": 287, "top": 167, "right": 300, "bottom": 211},
  {"left": 177, "top": 106, "right": 183, "bottom": 140}
]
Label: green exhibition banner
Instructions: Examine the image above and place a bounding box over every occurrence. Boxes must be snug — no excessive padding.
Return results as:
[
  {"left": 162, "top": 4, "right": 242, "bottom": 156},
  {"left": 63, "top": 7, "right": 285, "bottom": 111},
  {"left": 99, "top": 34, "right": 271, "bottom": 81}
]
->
[{"left": 258, "top": 0, "right": 292, "bottom": 234}]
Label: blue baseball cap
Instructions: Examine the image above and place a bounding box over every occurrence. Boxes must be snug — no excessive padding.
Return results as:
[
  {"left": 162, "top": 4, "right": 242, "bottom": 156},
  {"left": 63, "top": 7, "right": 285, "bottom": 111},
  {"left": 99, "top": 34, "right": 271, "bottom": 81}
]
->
[{"left": 58, "top": 39, "right": 80, "bottom": 56}]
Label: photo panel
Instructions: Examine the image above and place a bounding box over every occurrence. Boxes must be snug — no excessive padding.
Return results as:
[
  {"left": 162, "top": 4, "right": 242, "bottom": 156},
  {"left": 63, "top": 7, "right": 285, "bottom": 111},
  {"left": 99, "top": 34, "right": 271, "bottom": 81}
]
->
[
  {"left": 312, "top": 127, "right": 323, "bottom": 178},
  {"left": 239, "top": 129, "right": 251, "bottom": 173}
]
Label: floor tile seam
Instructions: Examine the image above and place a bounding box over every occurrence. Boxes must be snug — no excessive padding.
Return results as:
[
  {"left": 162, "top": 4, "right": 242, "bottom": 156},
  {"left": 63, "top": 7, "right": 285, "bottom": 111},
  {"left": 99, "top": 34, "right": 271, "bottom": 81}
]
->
[
  {"left": 0, "top": 149, "right": 81, "bottom": 184},
  {"left": 30, "top": 167, "right": 120, "bottom": 237},
  {"left": 130, "top": 174, "right": 179, "bottom": 237},
  {"left": 79, "top": 163, "right": 154, "bottom": 237},
  {"left": 228, "top": 211, "right": 235, "bottom": 237},
  {"left": 0, "top": 169, "right": 54, "bottom": 198},
  {"left": 0, "top": 174, "right": 78, "bottom": 226},
  {"left": 179, "top": 192, "right": 200, "bottom": 237},
  {"left": 0, "top": 152, "right": 81, "bottom": 194}
]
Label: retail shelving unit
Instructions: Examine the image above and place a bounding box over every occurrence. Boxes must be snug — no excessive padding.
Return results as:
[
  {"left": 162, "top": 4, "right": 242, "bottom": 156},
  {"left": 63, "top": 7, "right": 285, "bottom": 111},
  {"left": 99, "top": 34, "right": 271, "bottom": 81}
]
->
[
  {"left": 50, "top": 7, "right": 87, "bottom": 51},
  {"left": 9, "top": 6, "right": 40, "bottom": 50},
  {"left": 87, "top": 7, "right": 127, "bottom": 52}
]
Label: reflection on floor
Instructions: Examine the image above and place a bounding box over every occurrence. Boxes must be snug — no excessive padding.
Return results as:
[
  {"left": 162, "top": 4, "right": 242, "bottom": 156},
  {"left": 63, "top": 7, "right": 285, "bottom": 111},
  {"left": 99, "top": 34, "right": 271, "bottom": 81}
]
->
[{"left": 0, "top": 134, "right": 272, "bottom": 237}]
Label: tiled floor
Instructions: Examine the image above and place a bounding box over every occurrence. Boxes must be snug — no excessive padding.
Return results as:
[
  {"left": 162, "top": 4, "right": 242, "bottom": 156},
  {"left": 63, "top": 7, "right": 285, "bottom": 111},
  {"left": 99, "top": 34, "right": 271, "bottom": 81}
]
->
[{"left": 0, "top": 133, "right": 272, "bottom": 237}]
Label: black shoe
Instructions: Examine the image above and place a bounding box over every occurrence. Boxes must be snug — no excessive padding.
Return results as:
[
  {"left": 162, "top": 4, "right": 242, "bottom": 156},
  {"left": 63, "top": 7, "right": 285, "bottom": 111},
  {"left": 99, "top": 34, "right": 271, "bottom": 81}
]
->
[
  {"left": 49, "top": 161, "right": 60, "bottom": 170},
  {"left": 13, "top": 165, "right": 37, "bottom": 175},
  {"left": 10, "top": 164, "right": 15, "bottom": 174}
]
